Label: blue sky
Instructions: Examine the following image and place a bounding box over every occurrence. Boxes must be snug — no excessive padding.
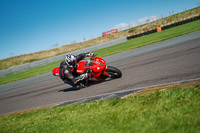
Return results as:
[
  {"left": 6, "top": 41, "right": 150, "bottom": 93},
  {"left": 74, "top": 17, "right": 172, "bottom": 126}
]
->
[{"left": 0, "top": 0, "right": 199, "bottom": 59}]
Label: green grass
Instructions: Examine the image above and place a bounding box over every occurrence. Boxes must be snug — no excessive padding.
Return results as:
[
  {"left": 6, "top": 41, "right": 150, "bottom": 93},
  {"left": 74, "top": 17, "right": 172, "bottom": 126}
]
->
[
  {"left": 1, "top": 86, "right": 200, "bottom": 133},
  {"left": 0, "top": 20, "right": 200, "bottom": 85},
  {"left": 0, "top": 60, "right": 62, "bottom": 85},
  {"left": 94, "top": 19, "right": 200, "bottom": 57}
]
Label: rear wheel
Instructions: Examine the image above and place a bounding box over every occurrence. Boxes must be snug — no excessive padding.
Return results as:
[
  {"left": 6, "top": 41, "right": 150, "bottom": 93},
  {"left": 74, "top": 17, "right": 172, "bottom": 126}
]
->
[{"left": 106, "top": 66, "right": 122, "bottom": 79}]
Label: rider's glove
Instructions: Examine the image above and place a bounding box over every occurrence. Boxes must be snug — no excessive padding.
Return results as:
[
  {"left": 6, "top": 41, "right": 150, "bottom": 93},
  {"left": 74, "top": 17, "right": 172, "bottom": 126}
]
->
[{"left": 86, "top": 52, "right": 95, "bottom": 57}]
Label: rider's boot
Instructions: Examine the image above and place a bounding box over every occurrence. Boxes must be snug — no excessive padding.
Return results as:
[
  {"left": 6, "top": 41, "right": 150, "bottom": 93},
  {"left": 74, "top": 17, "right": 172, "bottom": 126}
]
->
[{"left": 74, "top": 82, "right": 85, "bottom": 89}]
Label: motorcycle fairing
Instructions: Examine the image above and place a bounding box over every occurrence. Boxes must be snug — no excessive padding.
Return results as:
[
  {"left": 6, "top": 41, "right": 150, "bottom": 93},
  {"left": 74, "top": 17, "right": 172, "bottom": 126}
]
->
[{"left": 52, "top": 67, "right": 59, "bottom": 77}]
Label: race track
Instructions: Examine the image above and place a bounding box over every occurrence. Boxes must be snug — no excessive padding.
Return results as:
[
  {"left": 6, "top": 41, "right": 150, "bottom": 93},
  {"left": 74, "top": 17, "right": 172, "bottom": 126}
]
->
[{"left": 0, "top": 31, "right": 200, "bottom": 115}]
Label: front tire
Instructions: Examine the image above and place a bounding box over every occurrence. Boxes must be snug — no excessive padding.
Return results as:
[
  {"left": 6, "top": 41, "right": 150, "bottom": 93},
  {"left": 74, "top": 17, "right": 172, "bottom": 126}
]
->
[{"left": 106, "top": 66, "right": 122, "bottom": 79}]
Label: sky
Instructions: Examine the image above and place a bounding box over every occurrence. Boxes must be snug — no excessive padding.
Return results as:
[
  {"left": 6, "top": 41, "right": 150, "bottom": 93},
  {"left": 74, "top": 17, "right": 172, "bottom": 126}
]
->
[{"left": 0, "top": 0, "right": 199, "bottom": 59}]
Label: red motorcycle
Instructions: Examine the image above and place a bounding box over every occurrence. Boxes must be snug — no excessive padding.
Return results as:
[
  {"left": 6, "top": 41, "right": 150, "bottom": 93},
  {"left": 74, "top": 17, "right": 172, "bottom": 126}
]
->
[{"left": 52, "top": 56, "right": 122, "bottom": 88}]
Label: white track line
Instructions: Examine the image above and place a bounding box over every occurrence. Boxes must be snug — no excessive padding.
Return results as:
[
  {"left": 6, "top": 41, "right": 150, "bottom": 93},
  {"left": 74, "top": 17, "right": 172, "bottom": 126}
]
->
[
  {"left": 2, "top": 77, "right": 200, "bottom": 116},
  {"left": 58, "top": 77, "right": 200, "bottom": 105}
]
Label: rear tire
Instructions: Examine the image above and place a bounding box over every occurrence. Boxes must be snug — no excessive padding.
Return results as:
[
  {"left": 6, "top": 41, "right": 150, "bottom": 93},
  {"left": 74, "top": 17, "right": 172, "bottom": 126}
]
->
[{"left": 106, "top": 66, "right": 122, "bottom": 79}]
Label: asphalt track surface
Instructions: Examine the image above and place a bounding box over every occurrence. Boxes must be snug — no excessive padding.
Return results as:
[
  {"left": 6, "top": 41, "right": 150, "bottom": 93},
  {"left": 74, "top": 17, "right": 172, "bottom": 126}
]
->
[{"left": 0, "top": 31, "right": 200, "bottom": 115}]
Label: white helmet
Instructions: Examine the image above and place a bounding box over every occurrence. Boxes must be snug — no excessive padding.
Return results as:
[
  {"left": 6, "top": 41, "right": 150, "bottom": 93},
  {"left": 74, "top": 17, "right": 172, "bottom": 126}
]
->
[{"left": 65, "top": 54, "right": 76, "bottom": 68}]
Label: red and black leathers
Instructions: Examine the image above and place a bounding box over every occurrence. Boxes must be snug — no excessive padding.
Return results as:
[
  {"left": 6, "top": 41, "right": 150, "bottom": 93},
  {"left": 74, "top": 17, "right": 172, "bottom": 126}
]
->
[{"left": 59, "top": 53, "right": 91, "bottom": 85}]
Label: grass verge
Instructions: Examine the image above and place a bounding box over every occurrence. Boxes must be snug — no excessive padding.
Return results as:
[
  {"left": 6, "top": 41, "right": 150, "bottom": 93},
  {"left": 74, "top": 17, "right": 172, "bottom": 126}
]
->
[
  {"left": 0, "top": 80, "right": 200, "bottom": 133},
  {"left": 0, "top": 20, "right": 200, "bottom": 85},
  {"left": 0, "top": 60, "right": 62, "bottom": 85}
]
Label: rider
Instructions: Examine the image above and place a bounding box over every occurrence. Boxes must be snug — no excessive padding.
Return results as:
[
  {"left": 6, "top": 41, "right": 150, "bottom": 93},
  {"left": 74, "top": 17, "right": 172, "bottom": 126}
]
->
[{"left": 59, "top": 52, "right": 95, "bottom": 89}]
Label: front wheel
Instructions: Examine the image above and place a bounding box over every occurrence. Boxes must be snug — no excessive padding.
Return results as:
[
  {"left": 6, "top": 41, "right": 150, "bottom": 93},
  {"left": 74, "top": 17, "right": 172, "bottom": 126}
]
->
[{"left": 106, "top": 66, "right": 122, "bottom": 79}]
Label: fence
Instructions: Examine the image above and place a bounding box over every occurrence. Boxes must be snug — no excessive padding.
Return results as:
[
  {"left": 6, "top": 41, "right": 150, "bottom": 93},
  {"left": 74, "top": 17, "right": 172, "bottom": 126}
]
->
[
  {"left": 127, "top": 15, "right": 200, "bottom": 40},
  {"left": 0, "top": 37, "right": 127, "bottom": 77}
]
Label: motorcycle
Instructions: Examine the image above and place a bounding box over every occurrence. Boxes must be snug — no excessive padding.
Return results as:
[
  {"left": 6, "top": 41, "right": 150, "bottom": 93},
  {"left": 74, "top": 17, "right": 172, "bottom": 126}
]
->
[{"left": 52, "top": 56, "right": 122, "bottom": 89}]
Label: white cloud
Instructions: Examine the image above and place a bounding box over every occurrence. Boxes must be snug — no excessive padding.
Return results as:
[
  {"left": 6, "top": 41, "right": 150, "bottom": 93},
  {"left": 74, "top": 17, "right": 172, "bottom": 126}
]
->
[
  {"left": 114, "top": 23, "right": 129, "bottom": 31},
  {"left": 138, "top": 16, "right": 160, "bottom": 25},
  {"left": 114, "top": 15, "right": 161, "bottom": 31},
  {"left": 130, "top": 21, "right": 138, "bottom": 28}
]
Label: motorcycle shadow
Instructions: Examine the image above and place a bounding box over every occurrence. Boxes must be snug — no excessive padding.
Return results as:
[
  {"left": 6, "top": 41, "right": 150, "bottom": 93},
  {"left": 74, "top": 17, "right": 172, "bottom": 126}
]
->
[
  {"left": 58, "top": 79, "right": 113, "bottom": 92},
  {"left": 58, "top": 87, "right": 78, "bottom": 92}
]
